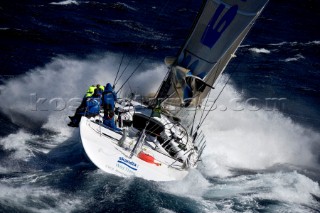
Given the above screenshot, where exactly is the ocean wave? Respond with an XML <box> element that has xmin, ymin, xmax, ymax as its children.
<box><xmin>256</xmin><ymin>172</ymin><xmax>320</xmax><ymax>205</ymax></box>
<box><xmin>49</xmin><ymin>0</ymin><xmax>79</xmax><ymax>6</ymax></box>
<box><xmin>110</xmin><ymin>19</ymin><xmax>169</xmax><ymax>40</ymax></box>
<box><xmin>0</xmin><ymin>184</ymin><xmax>82</xmax><ymax>212</ymax></box>
<box><xmin>269</xmin><ymin>40</ymin><xmax>320</xmax><ymax>47</ymax></box>
<box><xmin>249</xmin><ymin>47</ymin><xmax>271</xmax><ymax>54</ymax></box>
<box><xmin>239</xmin><ymin>44</ymin><xmax>250</xmax><ymax>48</ymax></box>
<box><xmin>83</xmin><ymin>1</ymin><xmax>137</xmax><ymax>12</ymax></box>
<box><xmin>199</xmin><ymin>80</ymin><xmax>320</xmax><ymax>176</ymax></box>
<box><xmin>0</xmin><ymin>53</ymin><xmax>164</xmax><ymax>130</ymax></box>
<box><xmin>281</xmin><ymin>54</ymin><xmax>305</xmax><ymax>62</ymax></box>
<box><xmin>111</xmin><ymin>19</ymin><xmax>147</xmax><ymax>33</ymax></box>
<box><xmin>0</xmin><ymin>130</ymin><xmax>37</xmax><ymax>159</ymax></box>
<box><xmin>0</xmin><ymin>129</ymin><xmax>67</xmax><ymax>160</ymax></box>
<box><xmin>113</xmin><ymin>2</ymin><xmax>137</xmax><ymax>11</ymax></box>
<box><xmin>306</xmin><ymin>40</ymin><xmax>320</xmax><ymax>45</ymax></box>
<box><xmin>269</xmin><ymin>41</ymin><xmax>288</xmax><ymax>46</ymax></box>
<box><xmin>161</xmin><ymin>169</ymin><xmax>320</xmax><ymax>212</ymax></box>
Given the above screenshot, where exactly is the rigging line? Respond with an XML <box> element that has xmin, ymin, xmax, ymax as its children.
<box><xmin>198</xmin><ymin>60</ymin><xmax>222</xmax><ymax>124</ymax></box>
<box><xmin>113</xmin><ymin>53</ymin><xmax>125</xmax><ymax>86</ymax></box>
<box><xmin>128</xmin><ymin>82</ymin><xmax>134</xmax><ymax>95</ymax></box>
<box><xmin>196</xmin><ymin>59</ymin><xmax>223</xmax><ymax>129</ymax></box>
<box><xmin>114</xmin><ymin>56</ymin><xmax>132</xmax><ymax>86</ymax></box>
<box><xmin>190</xmin><ymin>106</ymin><xmax>198</xmax><ymax>135</ymax></box>
<box><xmin>114</xmin><ymin>0</ymin><xmax>171</xmax><ymax>87</ymax></box>
<box><xmin>197</xmin><ymin>73</ymin><xmax>233</xmax><ymax>129</ymax></box>
<box><xmin>198</xmin><ymin>89</ymin><xmax>212</xmax><ymax>124</ymax></box>
<box><xmin>190</xmin><ymin>93</ymin><xmax>203</xmax><ymax>135</ymax></box>
<box><xmin>197</xmin><ymin>59</ymin><xmax>242</xmax><ymax>129</ymax></box>
<box><xmin>199</xmin><ymin>65</ymin><xmax>220</xmax><ymax>123</ymax></box>
<box><xmin>116</xmin><ymin>57</ymin><xmax>146</xmax><ymax>94</ymax></box>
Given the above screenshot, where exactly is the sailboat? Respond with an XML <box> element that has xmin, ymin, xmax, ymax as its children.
<box><xmin>79</xmin><ymin>0</ymin><xmax>269</xmax><ymax>181</ymax></box>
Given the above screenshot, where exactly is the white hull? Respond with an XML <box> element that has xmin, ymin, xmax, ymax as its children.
<box><xmin>80</xmin><ymin>116</ymin><xmax>191</xmax><ymax>181</ymax></box>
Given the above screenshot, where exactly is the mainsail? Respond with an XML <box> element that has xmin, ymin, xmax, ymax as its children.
<box><xmin>156</xmin><ymin>0</ymin><xmax>268</xmax><ymax>108</ymax></box>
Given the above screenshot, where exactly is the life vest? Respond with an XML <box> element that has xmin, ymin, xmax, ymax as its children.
<box><xmin>98</xmin><ymin>85</ymin><xmax>105</xmax><ymax>92</ymax></box>
<box><xmin>86</xmin><ymin>85</ymin><xmax>96</xmax><ymax>98</ymax></box>
<box><xmin>95</xmin><ymin>85</ymin><xmax>104</xmax><ymax>95</ymax></box>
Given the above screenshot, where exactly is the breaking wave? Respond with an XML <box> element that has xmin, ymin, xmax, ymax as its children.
<box><xmin>269</xmin><ymin>40</ymin><xmax>320</xmax><ymax>47</ymax></box>
<box><xmin>281</xmin><ymin>54</ymin><xmax>305</xmax><ymax>62</ymax></box>
<box><xmin>199</xmin><ymin>80</ymin><xmax>320</xmax><ymax>177</ymax></box>
<box><xmin>249</xmin><ymin>47</ymin><xmax>271</xmax><ymax>54</ymax></box>
<box><xmin>161</xmin><ymin>170</ymin><xmax>320</xmax><ymax>212</ymax></box>
<box><xmin>112</xmin><ymin>2</ymin><xmax>137</xmax><ymax>11</ymax></box>
<box><xmin>0</xmin><ymin>53</ymin><xmax>164</xmax><ymax>131</ymax></box>
<box><xmin>0</xmin><ymin>184</ymin><xmax>82</xmax><ymax>212</ymax></box>
<box><xmin>49</xmin><ymin>0</ymin><xmax>79</xmax><ymax>5</ymax></box>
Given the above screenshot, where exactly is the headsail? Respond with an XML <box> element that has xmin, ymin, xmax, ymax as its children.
<box><xmin>156</xmin><ymin>0</ymin><xmax>268</xmax><ymax>108</ymax></box>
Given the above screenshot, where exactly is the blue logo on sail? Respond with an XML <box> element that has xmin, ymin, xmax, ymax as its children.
<box><xmin>117</xmin><ymin>157</ymin><xmax>138</xmax><ymax>171</ymax></box>
<box><xmin>201</xmin><ymin>4</ymin><xmax>238</xmax><ymax>48</ymax></box>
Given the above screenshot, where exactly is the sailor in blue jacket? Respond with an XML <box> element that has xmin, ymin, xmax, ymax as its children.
<box><xmin>86</xmin><ymin>89</ymin><xmax>101</xmax><ymax>116</ymax></box>
<box><xmin>102</xmin><ymin>83</ymin><xmax>121</xmax><ymax>132</ymax></box>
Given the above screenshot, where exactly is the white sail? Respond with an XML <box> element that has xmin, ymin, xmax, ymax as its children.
<box><xmin>157</xmin><ymin>0</ymin><xmax>268</xmax><ymax>107</ymax></box>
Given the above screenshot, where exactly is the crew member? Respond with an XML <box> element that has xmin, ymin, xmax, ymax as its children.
<box><xmin>102</xmin><ymin>83</ymin><xmax>121</xmax><ymax>131</ymax></box>
<box><xmin>68</xmin><ymin>85</ymin><xmax>97</xmax><ymax>127</ymax></box>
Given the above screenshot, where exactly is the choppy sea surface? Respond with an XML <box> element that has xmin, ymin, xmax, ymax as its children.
<box><xmin>0</xmin><ymin>0</ymin><xmax>320</xmax><ymax>212</ymax></box>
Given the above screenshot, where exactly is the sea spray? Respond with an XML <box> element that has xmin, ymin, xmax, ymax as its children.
<box><xmin>199</xmin><ymin>82</ymin><xmax>320</xmax><ymax>176</ymax></box>
<box><xmin>0</xmin><ymin>53</ymin><xmax>164</xmax><ymax>131</ymax></box>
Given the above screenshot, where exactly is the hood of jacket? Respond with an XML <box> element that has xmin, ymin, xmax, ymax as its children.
<box><xmin>104</xmin><ymin>83</ymin><xmax>113</xmax><ymax>93</ymax></box>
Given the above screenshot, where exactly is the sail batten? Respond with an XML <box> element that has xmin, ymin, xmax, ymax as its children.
<box><xmin>157</xmin><ymin>0</ymin><xmax>268</xmax><ymax>109</ymax></box>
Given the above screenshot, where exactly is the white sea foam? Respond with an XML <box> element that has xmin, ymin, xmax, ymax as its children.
<box><xmin>0</xmin><ymin>183</ymin><xmax>82</xmax><ymax>212</ymax></box>
<box><xmin>160</xmin><ymin>170</ymin><xmax>210</xmax><ymax>198</ymax></box>
<box><xmin>162</xmin><ymin>170</ymin><xmax>320</xmax><ymax>211</ymax></box>
<box><xmin>202</xmin><ymin>171</ymin><xmax>320</xmax><ymax>211</ymax></box>
<box><xmin>257</xmin><ymin>171</ymin><xmax>320</xmax><ymax>205</ymax></box>
<box><xmin>282</xmin><ymin>54</ymin><xmax>305</xmax><ymax>62</ymax></box>
<box><xmin>0</xmin><ymin>53</ymin><xmax>164</xmax><ymax>132</ymax></box>
<box><xmin>0</xmin><ymin>130</ymin><xmax>36</xmax><ymax>159</ymax></box>
<box><xmin>0</xmin><ymin>128</ymin><xmax>65</xmax><ymax>160</ymax></box>
<box><xmin>162</xmin><ymin>140</ymin><xmax>320</xmax><ymax>210</ymax></box>
<box><xmin>306</xmin><ymin>40</ymin><xmax>320</xmax><ymax>45</ymax></box>
<box><xmin>269</xmin><ymin>41</ymin><xmax>288</xmax><ymax>46</ymax></box>
<box><xmin>249</xmin><ymin>47</ymin><xmax>271</xmax><ymax>54</ymax></box>
<box><xmin>50</xmin><ymin>0</ymin><xmax>79</xmax><ymax>5</ymax></box>
<box><xmin>163</xmin><ymin>92</ymin><xmax>318</xmax><ymax>210</ymax></box>
<box><xmin>239</xmin><ymin>44</ymin><xmax>250</xmax><ymax>48</ymax></box>
<box><xmin>0</xmin><ymin>166</ymin><xmax>8</xmax><ymax>173</ymax></box>
<box><xmin>199</xmin><ymin>81</ymin><xmax>320</xmax><ymax>177</ymax></box>
<box><xmin>114</xmin><ymin>2</ymin><xmax>137</xmax><ymax>11</ymax></box>
<box><xmin>269</xmin><ymin>40</ymin><xmax>320</xmax><ymax>47</ymax></box>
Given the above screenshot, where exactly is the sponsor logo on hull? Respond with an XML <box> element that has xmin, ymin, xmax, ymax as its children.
<box><xmin>117</xmin><ymin>157</ymin><xmax>138</xmax><ymax>171</ymax></box>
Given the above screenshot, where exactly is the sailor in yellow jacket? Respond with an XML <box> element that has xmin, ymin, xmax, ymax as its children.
<box><xmin>68</xmin><ymin>84</ymin><xmax>104</xmax><ymax>127</ymax></box>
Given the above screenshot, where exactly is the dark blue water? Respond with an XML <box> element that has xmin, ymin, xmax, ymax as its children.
<box><xmin>0</xmin><ymin>0</ymin><xmax>319</xmax><ymax>212</ymax></box>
